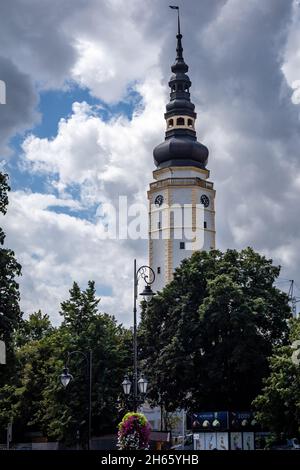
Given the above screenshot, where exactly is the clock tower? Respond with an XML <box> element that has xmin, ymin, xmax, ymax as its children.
<box><xmin>148</xmin><ymin>19</ymin><xmax>216</xmax><ymax>292</ymax></box>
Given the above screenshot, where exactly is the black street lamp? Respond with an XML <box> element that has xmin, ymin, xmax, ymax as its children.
<box><xmin>122</xmin><ymin>373</ymin><xmax>149</xmax><ymax>409</ymax></box>
<box><xmin>122</xmin><ymin>375</ymin><xmax>132</xmax><ymax>396</ymax></box>
<box><xmin>137</xmin><ymin>373</ymin><xmax>148</xmax><ymax>395</ymax></box>
<box><xmin>60</xmin><ymin>367</ymin><xmax>73</xmax><ymax>388</ymax></box>
<box><xmin>60</xmin><ymin>350</ymin><xmax>92</xmax><ymax>450</ymax></box>
<box><xmin>123</xmin><ymin>260</ymin><xmax>154</xmax><ymax>411</ymax></box>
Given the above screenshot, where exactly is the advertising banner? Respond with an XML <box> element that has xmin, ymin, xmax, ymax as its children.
<box><xmin>243</xmin><ymin>432</ymin><xmax>255</xmax><ymax>450</ymax></box>
<box><xmin>230</xmin><ymin>411</ymin><xmax>256</xmax><ymax>430</ymax></box>
<box><xmin>194</xmin><ymin>431</ymin><xmax>254</xmax><ymax>451</ymax></box>
<box><xmin>216</xmin><ymin>432</ymin><xmax>229</xmax><ymax>450</ymax></box>
<box><xmin>190</xmin><ymin>411</ymin><xmax>229</xmax><ymax>430</ymax></box>
<box><xmin>204</xmin><ymin>432</ymin><xmax>217</xmax><ymax>451</ymax></box>
<box><xmin>230</xmin><ymin>432</ymin><xmax>243</xmax><ymax>450</ymax></box>
<box><xmin>193</xmin><ymin>433</ymin><xmax>205</xmax><ymax>451</ymax></box>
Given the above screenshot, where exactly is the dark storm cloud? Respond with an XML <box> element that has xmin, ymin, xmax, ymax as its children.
<box><xmin>0</xmin><ymin>0</ymin><xmax>86</xmax><ymax>152</ymax></box>
<box><xmin>148</xmin><ymin>0</ymin><xmax>300</xmax><ymax>281</ymax></box>
<box><xmin>2</xmin><ymin>0</ymin><xmax>300</xmax><ymax>317</ymax></box>
<box><xmin>0</xmin><ymin>56</ymin><xmax>38</xmax><ymax>155</ymax></box>
<box><xmin>0</xmin><ymin>0</ymin><xmax>79</xmax><ymax>87</ymax></box>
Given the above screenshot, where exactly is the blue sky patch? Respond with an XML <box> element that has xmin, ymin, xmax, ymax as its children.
<box><xmin>6</xmin><ymin>83</ymin><xmax>142</xmax><ymax>198</ymax></box>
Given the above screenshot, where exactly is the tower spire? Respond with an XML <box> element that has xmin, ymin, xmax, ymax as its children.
<box><xmin>169</xmin><ymin>5</ymin><xmax>180</xmax><ymax>29</ymax></box>
<box><xmin>153</xmin><ymin>6</ymin><xmax>209</xmax><ymax>170</ymax></box>
<box><xmin>170</xmin><ymin>6</ymin><xmax>184</xmax><ymax>63</ymax></box>
<box><xmin>149</xmin><ymin>8</ymin><xmax>215</xmax><ymax>295</ymax></box>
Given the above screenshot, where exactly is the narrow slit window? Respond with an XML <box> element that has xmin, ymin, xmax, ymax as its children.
<box><xmin>204</xmin><ymin>221</ymin><xmax>207</xmax><ymax>229</ymax></box>
<box><xmin>180</xmin><ymin>242</ymin><xmax>185</xmax><ymax>249</ymax></box>
<box><xmin>157</xmin><ymin>267</ymin><xmax>161</xmax><ymax>274</ymax></box>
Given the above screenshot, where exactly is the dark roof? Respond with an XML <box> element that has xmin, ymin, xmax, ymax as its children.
<box><xmin>153</xmin><ymin>24</ymin><xmax>209</xmax><ymax>170</ymax></box>
<box><xmin>154</xmin><ymin>136</ymin><xmax>208</xmax><ymax>170</ymax></box>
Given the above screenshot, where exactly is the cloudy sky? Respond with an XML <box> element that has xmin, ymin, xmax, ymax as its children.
<box><xmin>1</xmin><ymin>0</ymin><xmax>300</xmax><ymax>325</ymax></box>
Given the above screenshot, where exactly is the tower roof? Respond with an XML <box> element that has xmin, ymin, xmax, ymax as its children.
<box><xmin>153</xmin><ymin>8</ymin><xmax>209</xmax><ymax>170</ymax></box>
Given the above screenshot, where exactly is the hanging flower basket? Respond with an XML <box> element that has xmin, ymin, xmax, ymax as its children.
<box><xmin>117</xmin><ymin>412</ymin><xmax>151</xmax><ymax>450</ymax></box>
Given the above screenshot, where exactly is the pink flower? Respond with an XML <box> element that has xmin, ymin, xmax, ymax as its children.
<box><xmin>117</xmin><ymin>413</ymin><xmax>151</xmax><ymax>450</ymax></box>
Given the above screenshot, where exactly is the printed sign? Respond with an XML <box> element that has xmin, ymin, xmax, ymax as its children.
<box><xmin>191</xmin><ymin>411</ymin><xmax>228</xmax><ymax>430</ymax></box>
<box><xmin>243</xmin><ymin>432</ymin><xmax>255</xmax><ymax>450</ymax></box>
<box><xmin>230</xmin><ymin>411</ymin><xmax>256</xmax><ymax>429</ymax></box>
<box><xmin>205</xmin><ymin>432</ymin><xmax>217</xmax><ymax>451</ymax></box>
<box><xmin>193</xmin><ymin>433</ymin><xmax>205</xmax><ymax>450</ymax></box>
<box><xmin>217</xmin><ymin>432</ymin><xmax>229</xmax><ymax>450</ymax></box>
<box><xmin>231</xmin><ymin>432</ymin><xmax>242</xmax><ymax>450</ymax></box>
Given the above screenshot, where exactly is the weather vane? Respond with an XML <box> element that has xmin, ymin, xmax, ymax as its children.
<box><xmin>169</xmin><ymin>5</ymin><xmax>181</xmax><ymax>35</ymax></box>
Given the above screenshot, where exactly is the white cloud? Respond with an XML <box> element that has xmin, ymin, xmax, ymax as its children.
<box><xmin>0</xmin><ymin>0</ymin><xmax>164</xmax><ymax>153</ymax></box>
<box><xmin>4</xmin><ymin>190</ymin><xmax>141</xmax><ymax>326</ymax></box>
<box><xmin>71</xmin><ymin>32</ymin><xmax>159</xmax><ymax>103</ymax></box>
<box><xmin>3</xmin><ymin>0</ymin><xmax>300</xmax><ymax>322</ymax></box>
<box><xmin>21</xmin><ymin>76</ymin><xmax>166</xmax><ymax>205</ymax></box>
<box><xmin>4</xmin><ymin>75</ymin><xmax>166</xmax><ymax>325</ymax></box>
<box><xmin>290</xmin><ymin>80</ymin><xmax>300</xmax><ymax>104</ymax></box>
<box><xmin>282</xmin><ymin>0</ymin><xmax>300</xmax><ymax>99</ymax></box>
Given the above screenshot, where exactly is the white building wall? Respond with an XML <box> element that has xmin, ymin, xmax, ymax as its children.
<box><xmin>153</xmin><ymin>167</ymin><xmax>209</xmax><ymax>181</ymax></box>
<box><xmin>148</xmin><ymin>166</ymin><xmax>216</xmax><ymax>293</ymax></box>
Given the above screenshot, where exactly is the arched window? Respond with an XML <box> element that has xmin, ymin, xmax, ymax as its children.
<box><xmin>172</xmin><ymin>85</ymin><xmax>176</xmax><ymax>92</ymax></box>
<box><xmin>176</xmin><ymin>117</ymin><xmax>185</xmax><ymax>126</ymax></box>
<box><xmin>177</xmin><ymin>83</ymin><xmax>183</xmax><ymax>92</ymax></box>
<box><xmin>168</xmin><ymin>119</ymin><xmax>174</xmax><ymax>128</ymax></box>
<box><xmin>188</xmin><ymin>119</ymin><xmax>193</xmax><ymax>128</ymax></box>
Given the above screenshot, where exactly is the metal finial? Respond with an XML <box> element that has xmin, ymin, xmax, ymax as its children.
<box><xmin>169</xmin><ymin>5</ymin><xmax>180</xmax><ymax>34</ymax></box>
<box><xmin>169</xmin><ymin>5</ymin><xmax>183</xmax><ymax>61</ymax></box>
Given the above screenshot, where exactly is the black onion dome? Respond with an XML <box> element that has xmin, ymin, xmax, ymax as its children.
<box><xmin>166</xmin><ymin>98</ymin><xmax>195</xmax><ymax>115</ymax></box>
<box><xmin>154</xmin><ymin>135</ymin><xmax>209</xmax><ymax>169</ymax></box>
<box><xmin>153</xmin><ymin>14</ymin><xmax>209</xmax><ymax>170</ymax></box>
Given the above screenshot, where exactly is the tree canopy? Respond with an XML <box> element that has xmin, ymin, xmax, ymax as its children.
<box><xmin>0</xmin><ymin>173</ymin><xmax>295</xmax><ymax>443</ymax></box>
<box><xmin>0</xmin><ymin>282</ymin><xmax>132</xmax><ymax>446</ymax></box>
<box><xmin>253</xmin><ymin>318</ymin><xmax>300</xmax><ymax>438</ymax></box>
<box><xmin>0</xmin><ymin>172</ymin><xmax>22</xmax><ymax>383</ymax></box>
<box><xmin>139</xmin><ymin>248</ymin><xmax>291</xmax><ymax>412</ymax></box>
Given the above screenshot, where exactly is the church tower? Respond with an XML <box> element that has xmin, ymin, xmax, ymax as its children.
<box><xmin>148</xmin><ymin>18</ymin><xmax>216</xmax><ymax>292</ymax></box>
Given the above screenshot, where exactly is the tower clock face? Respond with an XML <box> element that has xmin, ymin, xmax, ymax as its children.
<box><xmin>155</xmin><ymin>194</ymin><xmax>164</xmax><ymax>207</ymax></box>
<box><xmin>200</xmin><ymin>194</ymin><xmax>210</xmax><ymax>208</ymax></box>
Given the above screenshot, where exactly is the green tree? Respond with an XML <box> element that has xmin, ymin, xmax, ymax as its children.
<box><xmin>0</xmin><ymin>282</ymin><xmax>132</xmax><ymax>446</ymax></box>
<box><xmin>253</xmin><ymin>318</ymin><xmax>300</xmax><ymax>439</ymax></box>
<box><xmin>0</xmin><ymin>172</ymin><xmax>10</xmax><ymax>245</ymax></box>
<box><xmin>139</xmin><ymin>248</ymin><xmax>291</xmax><ymax>412</ymax></box>
<box><xmin>15</xmin><ymin>310</ymin><xmax>53</xmax><ymax>346</ymax></box>
<box><xmin>55</xmin><ymin>282</ymin><xmax>131</xmax><ymax>444</ymax></box>
<box><xmin>60</xmin><ymin>281</ymin><xmax>99</xmax><ymax>334</ymax></box>
<box><xmin>0</xmin><ymin>172</ymin><xmax>22</xmax><ymax>384</ymax></box>
<box><xmin>0</xmin><ymin>327</ymin><xmax>62</xmax><ymax>442</ymax></box>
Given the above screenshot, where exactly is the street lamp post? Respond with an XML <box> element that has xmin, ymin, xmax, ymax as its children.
<box><xmin>122</xmin><ymin>373</ymin><xmax>149</xmax><ymax>410</ymax></box>
<box><xmin>123</xmin><ymin>259</ymin><xmax>155</xmax><ymax>411</ymax></box>
<box><xmin>60</xmin><ymin>349</ymin><xmax>93</xmax><ymax>450</ymax></box>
